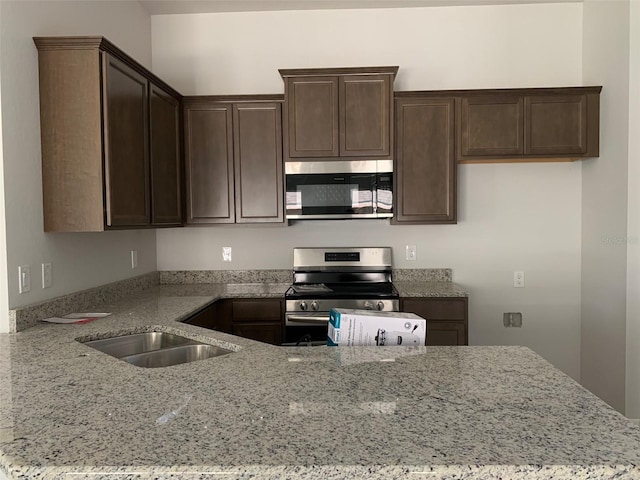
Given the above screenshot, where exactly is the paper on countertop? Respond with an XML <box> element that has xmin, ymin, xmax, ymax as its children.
<box><xmin>42</xmin><ymin>313</ymin><xmax>111</xmax><ymax>324</ymax></box>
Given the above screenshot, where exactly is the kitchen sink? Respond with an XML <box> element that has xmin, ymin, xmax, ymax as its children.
<box><xmin>122</xmin><ymin>344</ymin><xmax>232</xmax><ymax>368</ymax></box>
<box><xmin>80</xmin><ymin>332</ymin><xmax>232</xmax><ymax>368</ymax></box>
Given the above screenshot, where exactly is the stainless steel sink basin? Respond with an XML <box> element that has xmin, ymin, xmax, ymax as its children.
<box><xmin>122</xmin><ymin>344</ymin><xmax>232</xmax><ymax>368</ymax></box>
<box><xmin>80</xmin><ymin>332</ymin><xmax>233</xmax><ymax>368</ymax></box>
<box><xmin>83</xmin><ymin>332</ymin><xmax>198</xmax><ymax>358</ymax></box>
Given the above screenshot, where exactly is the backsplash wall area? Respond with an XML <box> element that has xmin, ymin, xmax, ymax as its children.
<box><xmin>157</xmin><ymin>164</ymin><xmax>582</xmax><ymax>380</ymax></box>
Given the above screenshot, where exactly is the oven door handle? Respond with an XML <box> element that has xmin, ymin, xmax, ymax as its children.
<box><xmin>286</xmin><ymin>315</ymin><xmax>329</xmax><ymax>323</ymax></box>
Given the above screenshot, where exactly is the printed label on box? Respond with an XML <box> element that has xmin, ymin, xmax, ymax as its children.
<box><xmin>328</xmin><ymin>308</ymin><xmax>426</xmax><ymax>347</ymax></box>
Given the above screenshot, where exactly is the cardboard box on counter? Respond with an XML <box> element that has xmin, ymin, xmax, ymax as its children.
<box><xmin>327</xmin><ymin>308</ymin><xmax>426</xmax><ymax>346</ymax></box>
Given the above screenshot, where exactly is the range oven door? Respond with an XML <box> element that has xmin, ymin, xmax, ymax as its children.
<box><xmin>284</xmin><ymin>312</ymin><xmax>331</xmax><ymax>345</ymax></box>
<box><xmin>285</xmin><ymin>160</ymin><xmax>392</xmax><ymax>219</ymax></box>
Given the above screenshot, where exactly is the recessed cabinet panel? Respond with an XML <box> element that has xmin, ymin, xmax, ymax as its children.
<box><xmin>459</xmin><ymin>96</ymin><xmax>524</xmax><ymax>158</ymax></box>
<box><xmin>150</xmin><ymin>83</ymin><xmax>182</xmax><ymax>226</ymax></box>
<box><xmin>185</xmin><ymin>105</ymin><xmax>235</xmax><ymax>223</ymax></box>
<box><xmin>525</xmin><ymin>95</ymin><xmax>587</xmax><ymax>155</ymax></box>
<box><xmin>287</xmin><ymin>77</ymin><xmax>339</xmax><ymax>158</ymax></box>
<box><xmin>233</xmin><ymin>103</ymin><xmax>284</xmax><ymax>223</ymax></box>
<box><xmin>340</xmin><ymin>75</ymin><xmax>391</xmax><ymax>156</ymax></box>
<box><xmin>394</xmin><ymin>97</ymin><xmax>456</xmax><ymax>224</ymax></box>
<box><xmin>103</xmin><ymin>53</ymin><xmax>150</xmax><ymax>227</ymax></box>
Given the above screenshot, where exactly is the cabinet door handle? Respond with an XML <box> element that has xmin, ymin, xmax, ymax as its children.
<box><xmin>286</xmin><ymin>315</ymin><xmax>329</xmax><ymax>323</ymax></box>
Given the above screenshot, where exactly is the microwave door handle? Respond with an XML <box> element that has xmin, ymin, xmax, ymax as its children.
<box><xmin>373</xmin><ymin>187</ymin><xmax>377</xmax><ymax>212</ymax></box>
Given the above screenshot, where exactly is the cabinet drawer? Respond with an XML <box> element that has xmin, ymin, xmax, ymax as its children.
<box><xmin>232</xmin><ymin>299</ymin><xmax>282</xmax><ymax>322</ymax></box>
<box><xmin>401</xmin><ymin>298</ymin><xmax>466</xmax><ymax>320</ymax></box>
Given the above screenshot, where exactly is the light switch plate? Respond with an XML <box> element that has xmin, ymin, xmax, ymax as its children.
<box><xmin>18</xmin><ymin>265</ymin><xmax>31</xmax><ymax>294</ymax></box>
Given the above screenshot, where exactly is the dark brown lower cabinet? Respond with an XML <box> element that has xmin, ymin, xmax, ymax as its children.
<box><xmin>400</xmin><ymin>297</ymin><xmax>468</xmax><ymax>346</ymax></box>
<box><xmin>184</xmin><ymin>298</ymin><xmax>283</xmax><ymax>345</ymax></box>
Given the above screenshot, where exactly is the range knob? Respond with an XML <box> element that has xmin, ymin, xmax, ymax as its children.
<box><xmin>311</xmin><ymin>301</ymin><xmax>320</xmax><ymax>311</ymax></box>
<box><xmin>377</xmin><ymin>301</ymin><xmax>385</xmax><ymax>311</ymax></box>
<box><xmin>299</xmin><ymin>301</ymin><xmax>308</xmax><ymax>311</ymax></box>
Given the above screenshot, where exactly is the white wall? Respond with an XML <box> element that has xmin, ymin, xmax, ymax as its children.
<box><xmin>0</xmin><ymin>0</ymin><xmax>8</xmax><ymax>333</ymax></box>
<box><xmin>626</xmin><ymin>0</ymin><xmax>640</xmax><ymax>420</ymax></box>
<box><xmin>581</xmin><ymin>0</ymin><xmax>630</xmax><ymax>413</ymax></box>
<box><xmin>153</xmin><ymin>3</ymin><xmax>585</xmax><ymax>379</ymax></box>
<box><xmin>0</xmin><ymin>1</ymin><xmax>157</xmax><ymax>322</ymax></box>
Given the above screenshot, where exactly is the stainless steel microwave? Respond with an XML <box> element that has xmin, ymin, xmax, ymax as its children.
<box><xmin>285</xmin><ymin>160</ymin><xmax>393</xmax><ymax>220</ymax></box>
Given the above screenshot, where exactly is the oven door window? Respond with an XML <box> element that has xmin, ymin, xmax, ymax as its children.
<box><xmin>286</xmin><ymin>174</ymin><xmax>375</xmax><ymax>216</ymax></box>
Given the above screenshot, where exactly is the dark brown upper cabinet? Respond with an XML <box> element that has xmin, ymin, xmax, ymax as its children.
<box><xmin>103</xmin><ymin>54</ymin><xmax>150</xmax><ymax>227</ymax></box>
<box><xmin>393</xmin><ymin>94</ymin><xmax>456</xmax><ymax>224</ymax></box>
<box><xmin>279</xmin><ymin>67</ymin><xmax>398</xmax><ymax>161</ymax></box>
<box><xmin>183</xmin><ymin>96</ymin><xmax>284</xmax><ymax>225</ymax></box>
<box><xmin>150</xmin><ymin>83</ymin><xmax>182</xmax><ymax>226</ymax></box>
<box><xmin>34</xmin><ymin>36</ymin><xmax>183</xmax><ymax>232</ymax></box>
<box><xmin>456</xmin><ymin>87</ymin><xmax>601</xmax><ymax>163</ymax></box>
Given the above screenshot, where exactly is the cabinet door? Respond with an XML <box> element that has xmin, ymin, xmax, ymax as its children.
<box><xmin>232</xmin><ymin>299</ymin><xmax>283</xmax><ymax>322</ymax></box>
<box><xmin>401</xmin><ymin>297</ymin><xmax>468</xmax><ymax>346</ymax></box>
<box><xmin>103</xmin><ymin>53</ymin><xmax>150</xmax><ymax>227</ymax></box>
<box><xmin>340</xmin><ymin>75</ymin><xmax>391</xmax><ymax>157</ymax></box>
<box><xmin>286</xmin><ymin>76</ymin><xmax>339</xmax><ymax>158</ymax></box>
<box><xmin>525</xmin><ymin>95</ymin><xmax>587</xmax><ymax>155</ymax></box>
<box><xmin>233</xmin><ymin>103</ymin><xmax>284</xmax><ymax>223</ymax></box>
<box><xmin>183</xmin><ymin>303</ymin><xmax>216</xmax><ymax>329</ymax></box>
<box><xmin>394</xmin><ymin>97</ymin><xmax>456</xmax><ymax>224</ymax></box>
<box><xmin>458</xmin><ymin>95</ymin><xmax>524</xmax><ymax>159</ymax></box>
<box><xmin>184</xmin><ymin>103</ymin><xmax>235</xmax><ymax>223</ymax></box>
<box><xmin>231</xmin><ymin>299</ymin><xmax>283</xmax><ymax>345</ymax></box>
<box><xmin>150</xmin><ymin>83</ymin><xmax>182</xmax><ymax>226</ymax></box>
<box><xmin>426</xmin><ymin>321</ymin><xmax>466</xmax><ymax>346</ymax></box>
<box><xmin>232</xmin><ymin>323</ymin><xmax>283</xmax><ymax>345</ymax></box>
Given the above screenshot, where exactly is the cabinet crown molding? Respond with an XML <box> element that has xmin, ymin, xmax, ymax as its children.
<box><xmin>279</xmin><ymin>66</ymin><xmax>399</xmax><ymax>78</ymax></box>
<box><xmin>395</xmin><ymin>86</ymin><xmax>602</xmax><ymax>97</ymax></box>
<box><xmin>33</xmin><ymin>36</ymin><xmax>182</xmax><ymax>99</ymax></box>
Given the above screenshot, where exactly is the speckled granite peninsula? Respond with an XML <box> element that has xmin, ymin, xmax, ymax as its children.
<box><xmin>1</xmin><ymin>282</ymin><xmax>640</xmax><ymax>479</ymax></box>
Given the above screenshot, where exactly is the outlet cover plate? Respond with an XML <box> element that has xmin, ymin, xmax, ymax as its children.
<box><xmin>42</xmin><ymin>263</ymin><xmax>52</xmax><ymax>289</ymax></box>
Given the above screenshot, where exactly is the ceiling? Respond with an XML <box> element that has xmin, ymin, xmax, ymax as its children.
<box><xmin>139</xmin><ymin>0</ymin><xmax>580</xmax><ymax>15</ymax></box>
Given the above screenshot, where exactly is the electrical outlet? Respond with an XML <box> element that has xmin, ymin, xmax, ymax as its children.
<box><xmin>131</xmin><ymin>250</ymin><xmax>138</xmax><ymax>269</ymax></box>
<box><xmin>222</xmin><ymin>246</ymin><xmax>232</xmax><ymax>262</ymax></box>
<box><xmin>18</xmin><ymin>265</ymin><xmax>31</xmax><ymax>294</ymax></box>
<box><xmin>42</xmin><ymin>263</ymin><xmax>52</xmax><ymax>289</ymax></box>
<box><xmin>503</xmin><ymin>312</ymin><xmax>523</xmax><ymax>327</ymax></box>
<box><xmin>513</xmin><ymin>271</ymin><xmax>525</xmax><ymax>288</ymax></box>
<box><xmin>406</xmin><ymin>245</ymin><xmax>417</xmax><ymax>261</ymax></box>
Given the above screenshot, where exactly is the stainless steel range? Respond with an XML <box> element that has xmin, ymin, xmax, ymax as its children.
<box><xmin>284</xmin><ymin>247</ymin><xmax>399</xmax><ymax>344</ymax></box>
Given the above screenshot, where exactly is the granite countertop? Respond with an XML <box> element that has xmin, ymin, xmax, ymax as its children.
<box><xmin>1</xmin><ymin>284</ymin><xmax>639</xmax><ymax>479</ymax></box>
